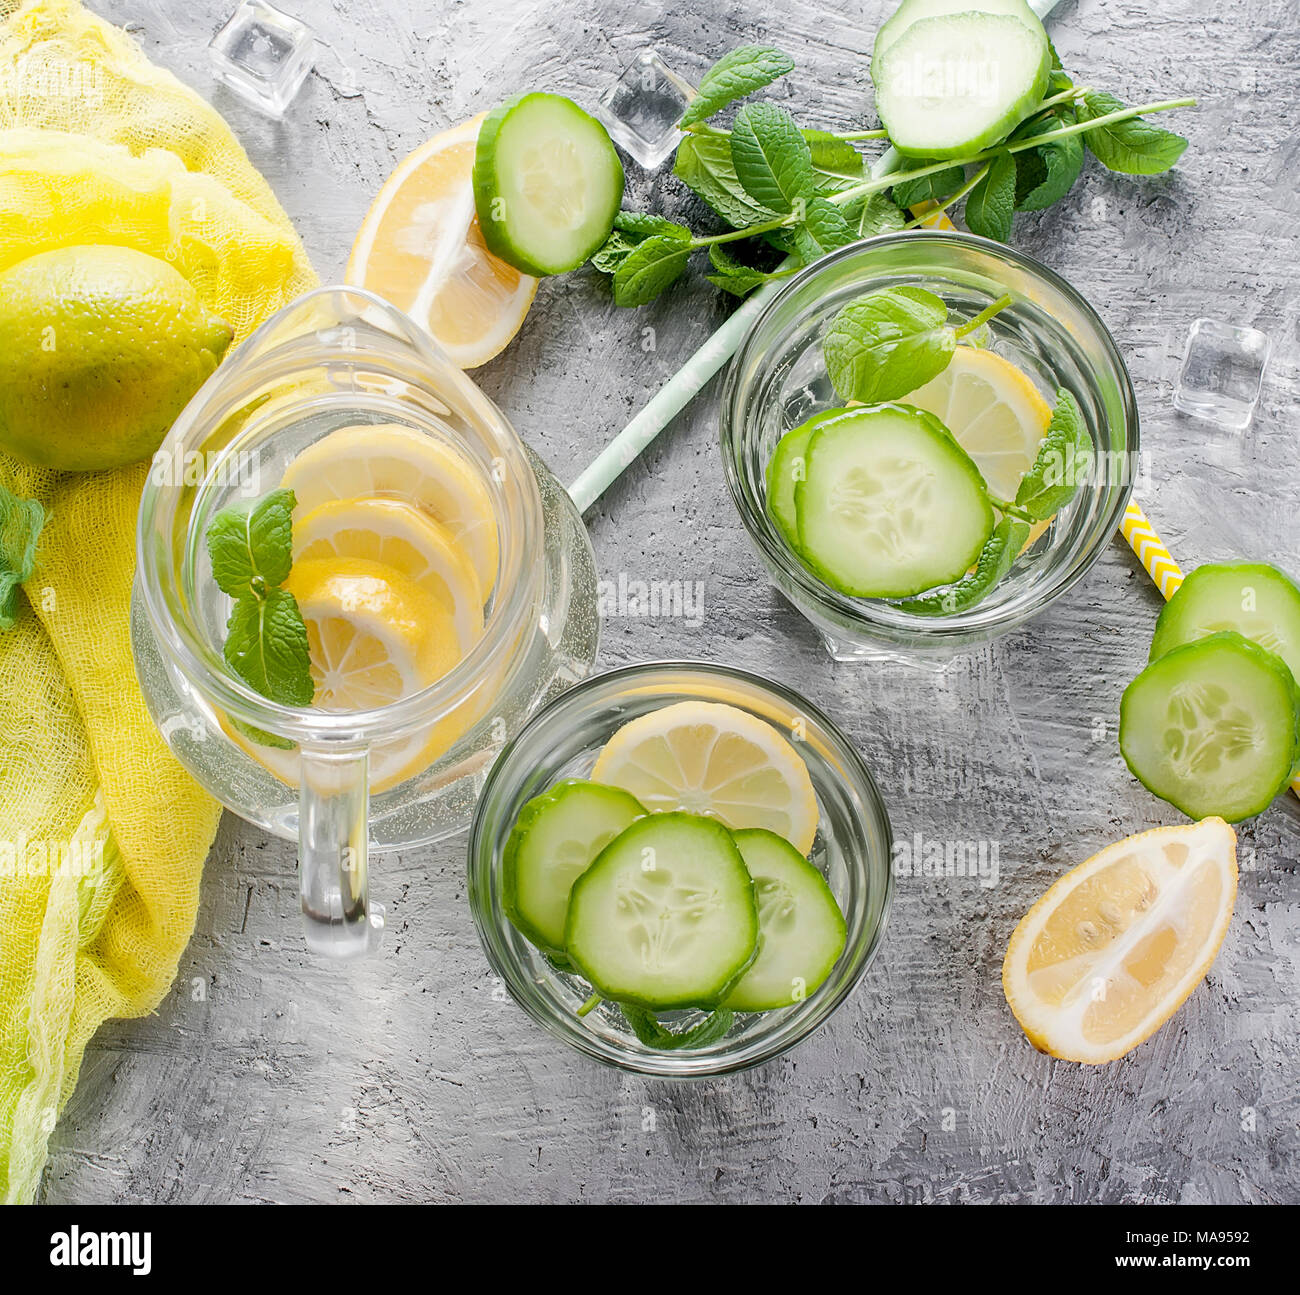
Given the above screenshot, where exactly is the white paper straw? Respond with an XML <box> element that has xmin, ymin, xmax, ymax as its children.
<box><xmin>567</xmin><ymin>0</ymin><xmax>1063</xmax><ymax>513</ymax></box>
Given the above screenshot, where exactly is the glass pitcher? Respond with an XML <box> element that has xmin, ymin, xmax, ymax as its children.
<box><xmin>131</xmin><ymin>287</ymin><xmax>599</xmax><ymax>957</ymax></box>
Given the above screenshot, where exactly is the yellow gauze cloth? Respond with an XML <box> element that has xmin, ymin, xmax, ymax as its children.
<box><xmin>0</xmin><ymin>0</ymin><xmax>316</xmax><ymax>1202</ymax></box>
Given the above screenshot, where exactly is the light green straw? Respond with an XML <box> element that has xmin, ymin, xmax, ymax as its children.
<box><xmin>567</xmin><ymin>0</ymin><xmax>1063</xmax><ymax>514</ymax></box>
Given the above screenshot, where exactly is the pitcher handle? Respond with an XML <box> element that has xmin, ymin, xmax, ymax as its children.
<box><xmin>297</xmin><ymin>744</ymin><xmax>383</xmax><ymax>957</ymax></box>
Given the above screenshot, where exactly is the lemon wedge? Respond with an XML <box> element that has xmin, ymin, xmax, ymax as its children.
<box><xmin>283</xmin><ymin>557</ymin><xmax>459</xmax><ymax>710</ymax></box>
<box><xmin>346</xmin><ymin>114</ymin><xmax>538</xmax><ymax>369</ymax></box>
<box><xmin>902</xmin><ymin>346</ymin><xmax>1053</xmax><ymax>504</ymax></box>
<box><xmin>293</xmin><ymin>497</ymin><xmax>484</xmax><ymax>654</ymax></box>
<box><xmin>280</xmin><ymin>423</ymin><xmax>499</xmax><ymax>596</ymax></box>
<box><xmin>591</xmin><ymin>700</ymin><xmax>820</xmax><ymax>854</ymax></box>
<box><xmin>1002</xmin><ymin>818</ymin><xmax>1238</xmax><ymax>1064</ymax></box>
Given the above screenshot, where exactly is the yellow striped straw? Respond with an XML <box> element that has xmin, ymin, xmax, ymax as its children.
<box><xmin>1120</xmin><ymin>500</ymin><xmax>1300</xmax><ymax>801</ymax></box>
<box><xmin>1121</xmin><ymin>501</ymin><xmax>1185</xmax><ymax>599</ymax></box>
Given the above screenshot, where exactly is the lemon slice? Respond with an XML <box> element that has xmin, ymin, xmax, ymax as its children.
<box><xmin>1002</xmin><ymin>818</ymin><xmax>1238</xmax><ymax>1064</ymax></box>
<box><xmin>280</xmin><ymin>423</ymin><xmax>499</xmax><ymax>596</ymax></box>
<box><xmin>283</xmin><ymin>557</ymin><xmax>459</xmax><ymax>710</ymax></box>
<box><xmin>293</xmin><ymin>497</ymin><xmax>484</xmax><ymax>654</ymax></box>
<box><xmin>590</xmin><ymin>701</ymin><xmax>820</xmax><ymax>854</ymax></box>
<box><xmin>901</xmin><ymin>346</ymin><xmax>1053</xmax><ymax>504</ymax></box>
<box><xmin>346</xmin><ymin>114</ymin><xmax>538</xmax><ymax>369</ymax></box>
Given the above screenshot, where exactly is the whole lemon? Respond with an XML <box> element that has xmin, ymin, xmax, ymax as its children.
<box><xmin>0</xmin><ymin>245</ymin><xmax>233</xmax><ymax>472</ymax></box>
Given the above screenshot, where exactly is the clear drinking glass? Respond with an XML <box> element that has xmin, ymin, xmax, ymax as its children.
<box><xmin>467</xmin><ymin>662</ymin><xmax>894</xmax><ymax>1077</ymax></box>
<box><xmin>132</xmin><ymin>288</ymin><xmax>598</xmax><ymax>957</ymax></box>
<box><xmin>720</xmin><ymin>232</ymin><xmax>1141</xmax><ymax>660</ymax></box>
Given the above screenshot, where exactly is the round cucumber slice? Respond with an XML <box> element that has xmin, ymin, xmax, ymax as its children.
<box><xmin>503</xmin><ymin>779</ymin><xmax>645</xmax><ymax>955</ymax></box>
<box><xmin>1150</xmin><ymin>561</ymin><xmax>1300</xmax><ymax>683</ymax></box>
<box><xmin>872</xmin><ymin>10</ymin><xmax>1051</xmax><ymax>159</ymax></box>
<box><xmin>564</xmin><ymin>813</ymin><xmax>758</xmax><ymax>1011</ymax></box>
<box><xmin>473</xmin><ymin>92</ymin><xmax>624</xmax><ymax>277</ymax></box>
<box><xmin>765</xmin><ymin>408</ymin><xmax>855</xmax><ymax>548</ymax></box>
<box><xmin>722</xmin><ymin>829</ymin><xmax>847</xmax><ymax>1013</ymax></box>
<box><xmin>793</xmin><ymin>403</ymin><xmax>994</xmax><ymax>598</ymax></box>
<box><xmin>1120</xmin><ymin>631</ymin><xmax>1300</xmax><ymax>823</ymax></box>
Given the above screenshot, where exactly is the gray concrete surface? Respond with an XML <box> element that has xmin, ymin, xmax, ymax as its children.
<box><xmin>40</xmin><ymin>0</ymin><xmax>1299</xmax><ymax>1203</ymax></box>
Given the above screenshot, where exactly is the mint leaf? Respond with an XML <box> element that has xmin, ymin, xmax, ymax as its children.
<box><xmin>1012</xmin><ymin>107</ymin><xmax>1084</xmax><ymax>212</ymax></box>
<box><xmin>895</xmin><ymin>516</ymin><xmax>1030</xmax><ymax>616</ymax></box>
<box><xmin>706</xmin><ymin>243</ymin><xmax>772</xmax><ymax>296</ymax></box>
<box><xmin>206</xmin><ymin>487</ymin><xmax>296</xmax><ymax>597</ymax></box>
<box><xmin>964</xmin><ymin>153</ymin><xmax>1016</xmax><ymax>242</ymax></box>
<box><xmin>857</xmin><ymin>192</ymin><xmax>906</xmax><ymax>238</ymax></box>
<box><xmin>223</xmin><ymin>587</ymin><xmax>314</xmax><ymax>707</ymax></box>
<box><xmin>893</xmin><ymin>163</ymin><xmax>964</xmax><ymax>208</ymax></box>
<box><xmin>0</xmin><ymin>483</ymin><xmax>44</xmax><ymax>631</ymax></box>
<box><xmin>679</xmin><ymin>44</ymin><xmax>794</xmax><ymax>128</ymax></box>
<box><xmin>707</xmin><ymin>271</ymin><xmax>770</xmax><ymax>297</ymax></box>
<box><xmin>589</xmin><ymin>230</ymin><xmax>637</xmax><ymax>274</ymax></box>
<box><xmin>592</xmin><ymin>212</ymin><xmax>694</xmax><ymax>274</ymax></box>
<box><xmin>674</xmin><ymin>132</ymin><xmax>774</xmax><ymax>227</ymax></box>
<box><xmin>791</xmin><ymin>196</ymin><xmax>855</xmax><ymax>262</ymax></box>
<box><xmin>802</xmin><ymin>129</ymin><xmax>864</xmax><ymax>177</ymax></box>
<box><xmin>729</xmin><ymin>102</ymin><xmax>814</xmax><ymax>214</ymax></box>
<box><xmin>1077</xmin><ymin>91</ymin><xmax>1189</xmax><ymax>175</ymax></box>
<box><xmin>823</xmin><ymin>286</ymin><xmax>955</xmax><ymax>403</ymax></box>
<box><xmin>613</xmin><ymin>210</ymin><xmax>691</xmax><ymax>240</ymax></box>
<box><xmin>612</xmin><ymin>233</ymin><xmax>692</xmax><ymax>306</ymax></box>
<box><xmin>1014</xmin><ymin>388</ymin><xmax>1093</xmax><ymax>519</ymax></box>
<box><xmin>619</xmin><ymin>1003</ymin><xmax>735</xmax><ymax>1050</ymax></box>
<box><xmin>229</xmin><ymin>716</ymin><xmax>297</xmax><ymax>750</ymax></box>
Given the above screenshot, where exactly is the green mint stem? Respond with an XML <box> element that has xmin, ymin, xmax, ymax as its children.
<box><xmin>955</xmin><ymin>292</ymin><xmax>1014</xmax><ymax>339</ymax></box>
<box><xmin>691</xmin><ymin>213</ymin><xmax>795</xmax><ymax>248</ymax></box>
<box><xmin>683</xmin><ymin>121</ymin><xmax>729</xmax><ymax>137</ymax></box>
<box><xmin>986</xmin><ymin>493</ymin><xmax>1037</xmax><ymax>523</ymax></box>
<box><xmin>903</xmin><ymin>163</ymin><xmax>990</xmax><ymax>229</ymax></box>
<box><xmin>828</xmin><ymin>97</ymin><xmax>1197</xmax><ymax>209</ymax></box>
<box><xmin>683</xmin><ymin>122</ymin><xmax>887</xmax><ymax>143</ymax></box>
<box><xmin>997</xmin><ymin>96</ymin><xmax>1197</xmax><ymax>155</ymax></box>
<box><xmin>576</xmin><ymin>992</ymin><xmax>603</xmax><ymax>1018</ymax></box>
<box><xmin>1028</xmin><ymin>84</ymin><xmax>1090</xmax><ymax>117</ymax></box>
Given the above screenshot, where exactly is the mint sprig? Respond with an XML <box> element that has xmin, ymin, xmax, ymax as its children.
<box><xmin>585</xmin><ymin>44</ymin><xmax>1194</xmax><ymax>307</ymax></box>
<box><xmin>207</xmin><ymin>486</ymin><xmax>295</xmax><ymax>596</ymax></box>
<box><xmin>678</xmin><ymin>44</ymin><xmax>794</xmax><ymax>129</ymax></box>
<box><xmin>1014</xmin><ymin>388</ymin><xmax>1093</xmax><ymax>520</ymax></box>
<box><xmin>822</xmin><ymin>286</ymin><xmax>1014</xmax><ymax>405</ymax></box>
<box><xmin>1076</xmin><ymin>91</ymin><xmax>1189</xmax><ymax>175</ymax></box>
<box><xmin>206</xmin><ymin>487</ymin><xmax>314</xmax><ymax>713</ymax></box>
<box><xmin>618</xmin><ymin>1003</ymin><xmax>735</xmax><ymax>1050</ymax></box>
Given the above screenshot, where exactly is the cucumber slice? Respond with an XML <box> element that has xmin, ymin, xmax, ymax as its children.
<box><xmin>765</xmin><ymin>409</ymin><xmax>853</xmax><ymax>547</ymax></box>
<box><xmin>503</xmin><ymin>779</ymin><xmax>645</xmax><ymax>955</ymax></box>
<box><xmin>473</xmin><ymin>92</ymin><xmax>624</xmax><ymax>276</ymax></box>
<box><xmin>1150</xmin><ymin>562</ymin><xmax>1300</xmax><ymax>683</ymax></box>
<box><xmin>722</xmin><ymin>829</ymin><xmax>847</xmax><ymax>1012</ymax></box>
<box><xmin>872</xmin><ymin>9</ymin><xmax>1051</xmax><ymax>159</ymax></box>
<box><xmin>873</xmin><ymin>0</ymin><xmax>1044</xmax><ymax>67</ymax></box>
<box><xmin>564</xmin><ymin>813</ymin><xmax>759</xmax><ymax>1011</ymax></box>
<box><xmin>793</xmin><ymin>403</ymin><xmax>994</xmax><ymax>598</ymax></box>
<box><xmin>1120</xmin><ymin>632</ymin><xmax>1300</xmax><ymax>823</ymax></box>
